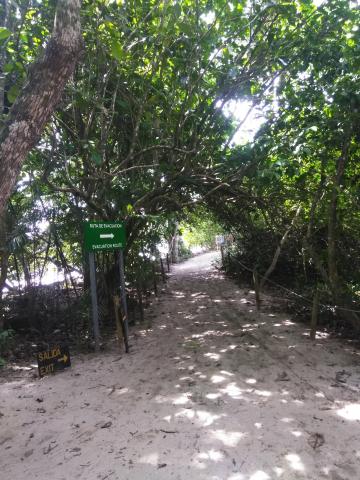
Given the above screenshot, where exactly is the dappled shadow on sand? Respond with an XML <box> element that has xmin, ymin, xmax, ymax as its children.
<box><xmin>121</xmin><ymin>255</ymin><xmax>360</xmax><ymax>479</ymax></box>
<box><xmin>2</xmin><ymin>253</ymin><xmax>360</xmax><ymax>480</ymax></box>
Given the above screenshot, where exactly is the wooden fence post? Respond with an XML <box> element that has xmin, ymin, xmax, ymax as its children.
<box><xmin>136</xmin><ymin>280</ymin><xmax>144</xmax><ymax>323</ymax></box>
<box><xmin>220</xmin><ymin>245</ymin><xmax>225</xmax><ymax>266</ymax></box>
<box><xmin>160</xmin><ymin>257</ymin><xmax>166</xmax><ymax>282</ymax></box>
<box><xmin>113</xmin><ymin>295</ymin><xmax>123</xmax><ymax>350</ymax></box>
<box><xmin>253</xmin><ymin>270</ymin><xmax>261</xmax><ymax>311</ymax></box>
<box><xmin>152</xmin><ymin>262</ymin><xmax>158</xmax><ymax>296</ymax></box>
<box><xmin>310</xmin><ymin>287</ymin><xmax>320</xmax><ymax>341</ymax></box>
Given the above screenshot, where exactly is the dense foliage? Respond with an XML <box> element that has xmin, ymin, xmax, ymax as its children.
<box><xmin>0</xmin><ymin>0</ymin><xmax>359</xmax><ymax>341</ymax></box>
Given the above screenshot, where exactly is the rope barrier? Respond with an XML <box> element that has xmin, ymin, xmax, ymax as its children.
<box><xmin>224</xmin><ymin>251</ymin><xmax>360</xmax><ymax>315</ymax></box>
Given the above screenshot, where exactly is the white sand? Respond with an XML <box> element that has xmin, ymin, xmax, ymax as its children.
<box><xmin>1</xmin><ymin>251</ymin><xmax>360</xmax><ymax>480</ymax></box>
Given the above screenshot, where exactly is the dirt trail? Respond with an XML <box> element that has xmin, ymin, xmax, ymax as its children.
<box><xmin>1</xmin><ymin>251</ymin><xmax>360</xmax><ymax>480</ymax></box>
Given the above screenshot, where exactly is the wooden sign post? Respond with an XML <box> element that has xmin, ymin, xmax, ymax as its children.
<box><xmin>84</xmin><ymin>222</ymin><xmax>129</xmax><ymax>352</ymax></box>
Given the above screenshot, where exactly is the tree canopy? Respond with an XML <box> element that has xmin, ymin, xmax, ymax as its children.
<box><xmin>0</xmin><ymin>0</ymin><xmax>359</xmax><ymax>336</ymax></box>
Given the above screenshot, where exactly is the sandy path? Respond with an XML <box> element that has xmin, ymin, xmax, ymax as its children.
<box><xmin>1</xmin><ymin>251</ymin><xmax>360</xmax><ymax>480</ymax></box>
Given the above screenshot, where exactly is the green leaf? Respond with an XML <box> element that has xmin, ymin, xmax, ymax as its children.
<box><xmin>7</xmin><ymin>84</ymin><xmax>20</xmax><ymax>103</ymax></box>
<box><xmin>0</xmin><ymin>27</ymin><xmax>11</xmax><ymax>40</ymax></box>
<box><xmin>91</xmin><ymin>152</ymin><xmax>102</xmax><ymax>165</ymax></box>
<box><xmin>111</xmin><ymin>41</ymin><xmax>124</xmax><ymax>62</ymax></box>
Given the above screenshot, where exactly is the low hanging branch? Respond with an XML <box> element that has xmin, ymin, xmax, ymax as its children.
<box><xmin>260</xmin><ymin>206</ymin><xmax>302</xmax><ymax>290</ymax></box>
<box><xmin>0</xmin><ymin>0</ymin><xmax>83</xmax><ymax>213</ymax></box>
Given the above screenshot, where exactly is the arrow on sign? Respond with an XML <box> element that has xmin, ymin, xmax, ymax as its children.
<box><xmin>100</xmin><ymin>233</ymin><xmax>114</xmax><ymax>239</ymax></box>
<box><xmin>58</xmin><ymin>354</ymin><xmax>68</xmax><ymax>363</ymax></box>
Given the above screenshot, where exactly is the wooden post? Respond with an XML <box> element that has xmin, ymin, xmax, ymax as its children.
<box><xmin>220</xmin><ymin>245</ymin><xmax>225</xmax><ymax>266</ymax></box>
<box><xmin>89</xmin><ymin>251</ymin><xmax>100</xmax><ymax>352</ymax></box>
<box><xmin>113</xmin><ymin>295</ymin><xmax>123</xmax><ymax>350</ymax></box>
<box><xmin>253</xmin><ymin>270</ymin><xmax>261</xmax><ymax>312</ymax></box>
<box><xmin>118</xmin><ymin>249</ymin><xmax>129</xmax><ymax>352</ymax></box>
<box><xmin>310</xmin><ymin>288</ymin><xmax>320</xmax><ymax>341</ymax></box>
<box><xmin>136</xmin><ymin>280</ymin><xmax>144</xmax><ymax>322</ymax></box>
<box><xmin>160</xmin><ymin>257</ymin><xmax>166</xmax><ymax>282</ymax></box>
<box><xmin>166</xmin><ymin>253</ymin><xmax>170</xmax><ymax>272</ymax></box>
<box><xmin>152</xmin><ymin>262</ymin><xmax>158</xmax><ymax>296</ymax></box>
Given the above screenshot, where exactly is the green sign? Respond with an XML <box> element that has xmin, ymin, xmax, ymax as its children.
<box><xmin>84</xmin><ymin>222</ymin><xmax>126</xmax><ymax>252</ymax></box>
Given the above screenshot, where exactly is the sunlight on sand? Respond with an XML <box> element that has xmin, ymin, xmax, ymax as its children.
<box><xmin>139</xmin><ymin>452</ymin><xmax>159</xmax><ymax>465</ymax></box>
<box><xmin>197</xmin><ymin>449</ymin><xmax>224</xmax><ymax>461</ymax></box>
<box><xmin>246</xmin><ymin>378</ymin><xmax>257</xmax><ymax>384</ymax></box>
<box><xmin>337</xmin><ymin>403</ymin><xmax>360</xmax><ymax>421</ymax></box>
<box><xmin>211</xmin><ymin>429</ymin><xmax>245</xmax><ymax>447</ymax></box>
<box><xmin>285</xmin><ymin>453</ymin><xmax>305</xmax><ymax>471</ymax></box>
<box><xmin>220</xmin><ymin>382</ymin><xmax>243</xmax><ymax>399</ymax></box>
<box><xmin>211</xmin><ymin>374</ymin><xmax>226</xmax><ymax>384</ymax></box>
<box><xmin>173</xmin><ymin>393</ymin><xmax>190</xmax><ymax>405</ymax></box>
<box><xmin>175</xmin><ymin>408</ymin><xmax>224</xmax><ymax>427</ymax></box>
<box><xmin>204</xmin><ymin>352</ymin><xmax>221</xmax><ymax>360</ymax></box>
<box><xmin>249</xmin><ymin>471</ymin><xmax>271</xmax><ymax>480</ymax></box>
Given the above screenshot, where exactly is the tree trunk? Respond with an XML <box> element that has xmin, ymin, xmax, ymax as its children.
<box><xmin>260</xmin><ymin>206</ymin><xmax>301</xmax><ymax>289</ymax></box>
<box><xmin>0</xmin><ymin>0</ymin><xmax>83</xmax><ymax>213</ymax></box>
<box><xmin>0</xmin><ymin>211</ymin><xmax>8</xmax><ymax>301</ymax></box>
<box><xmin>328</xmin><ymin>139</ymin><xmax>350</xmax><ymax>303</ymax></box>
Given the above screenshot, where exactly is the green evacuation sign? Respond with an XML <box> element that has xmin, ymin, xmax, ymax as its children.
<box><xmin>84</xmin><ymin>222</ymin><xmax>126</xmax><ymax>252</ymax></box>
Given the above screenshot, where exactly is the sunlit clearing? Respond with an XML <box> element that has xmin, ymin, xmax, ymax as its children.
<box><xmin>211</xmin><ymin>374</ymin><xmax>226</xmax><ymax>384</ymax></box>
<box><xmin>337</xmin><ymin>403</ymin><xmax>360</xmax><ymax>421</ymax></box>
<box><xmin>249</xmin><ymin>471</ymin><xmax>270</xmax><ymax>480</ymax></box>
<box><xmin>291</xmin><ymin>431</ymin><xmax>303</xmax><ymax>437</ymax></box>
<box><xmin>139</xmin><ymin>452</ymin><xmax>159</xmax><ymax>465</ymax></box>
<box><xmin>286</xmin><ymin>453</ymin><xmax>305</xmax><ymax>471</ymax></box>
<box><xmin>197</xmin><ymin>449</ymin><xmax>224</xmax><ymax>462</ymax></box>
<box><xmin>212</xmin><ymin>429</ymin><xmax>245</xmax><ymax>447</ymax></box>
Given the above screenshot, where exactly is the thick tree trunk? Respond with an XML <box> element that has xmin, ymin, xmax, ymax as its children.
<box><xmin>0</xmin><ymin>0</ymin><xmax>82</xmax><ymax>213</ymax></box>
<box><xmin>0</xmin><ymin>211</ymin><xmax>8</xmax><ymax>301</ymax></box>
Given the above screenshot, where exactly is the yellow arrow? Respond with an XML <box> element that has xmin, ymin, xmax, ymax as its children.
<box><xmin>58</xmin><ymin>354</ymin><xmax>68</xmax><ymax>363</ymax></box>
